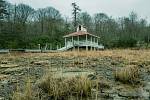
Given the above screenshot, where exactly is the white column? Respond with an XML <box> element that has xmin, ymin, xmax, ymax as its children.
<box><xmin>94</xmin><ymin>37</ymin><xmax>96</xmax><ymax>51</ymax></box>
<box><xmin>78</xmin><ymin>36</ymin><xmax>79</xmax><ymax>52</ymax></box>
<box><xmin>91</xmin><ymin>36</ymin><xmax>92</xmax><ymax>51</ymax></box>
<box><xmin>86</xmin><ymin>34</ymin><xmax>88</xmax><ymax>51</ymax></box>
<box><xmin>45</xmin><ymin>43</ymin><xmax>47</xmax><ymax>50</ymax></box>
<box><xmin>96</xmin><ymin>38</ymin><xmax>99</xmax><ymax>51</ymax></box>
<box><xmin>57</xmin><ymin>45</ymin><xmax>59</xmax><ymax>50</ymax></box>
<box><xmin>72</xmin><ymin>36</ymin><xmax>74</xmax><ymax>45</ymax></box>
<box><xmin>72</xmin><ymin>36</ymin><xmax>74</xmax><ymax>51</ymax></box>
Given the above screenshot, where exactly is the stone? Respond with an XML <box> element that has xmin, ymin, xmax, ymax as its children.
<box><xmin>2</xmin><ymin>67</ymin><xmax>25</xmax><ymax>74</ymax></box>
<box><xmin>87</xmin><ymin>74</ymin><xmax>97</xmax><ymax>80</ymax></box>
<box><xmin>1</xmin><ymin>61</ymin><xmax>8</xmax><ymax>64</ymax></box>
<box><xmin>1</xmin><ymin>80</ymin><xmax>9</xmax><ymax>84</ymax></box>
<box><xmin>91</xmin><ymin>63</ymin><xmax>97</xmax><ymax>67</ymax></box>
<box><xmin>0</xmin><ymin>75</ymin><xmax>9</xmax><ymax>81</ymax></box>
<box><xmin>31</xmin><ymin>60</ymin><xmax>49</xmax><ymax>65</ymax></box>
<box><xmin>0</xmin><ymin>64</ymin><xmax>19</xmax><ymax>68</ymax></box>
<box><xmin>0</xmin><ymin>97</ymin><xmax>4</xmax><ymax>100</ymax></box>
<box><xmin>118</xmin><ymin>87</ymin><xmax>149</xmax><ymax>99</ymax></box>
<box><xmin>144</xmin><ymin>82</ymin><xmax>150</xmax><ymax>92</ymax></box>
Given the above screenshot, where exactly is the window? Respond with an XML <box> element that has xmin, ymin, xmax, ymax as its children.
<box><xmin>79</xmin><ymin>25</ymin><xmax>81</xmax><ymax>31</ymax></box>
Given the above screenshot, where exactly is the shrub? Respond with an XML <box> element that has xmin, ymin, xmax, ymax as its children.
<box><xmin>37</xmin><ymin>73</ymin><xmax>93</xmax><ymax>99</ymax></box>
<box><xmin>12</xmin><ymin>78</ymin><xmax>35</xmax><ymax>100</ymax></box>
<box><xmin>114</xmin><ymin>65</ymin><xmax>140</xmax><ymax>83</ymax></box>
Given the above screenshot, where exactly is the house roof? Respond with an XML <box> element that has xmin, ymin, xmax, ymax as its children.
<box><xmin>63</xmin><ymin>31</ymin><xmax>100</xmax><ymax>38</ymax></box>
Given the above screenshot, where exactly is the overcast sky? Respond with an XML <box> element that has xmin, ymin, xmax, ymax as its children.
<box><xmin>7</xmin><ymin>0</ymin><xmax>150</xmax><ymax>21</ymax></box>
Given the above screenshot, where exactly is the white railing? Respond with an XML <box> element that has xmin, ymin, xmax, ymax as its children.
<box><xmin>58</xmin><ymin>40</ymin><xmax>104</xmax><ymax>51</ymax></box>
<box><xmin>67</xmin><ymin>40</ymin><xmax>98</xmax><ymax>47</ymax></box>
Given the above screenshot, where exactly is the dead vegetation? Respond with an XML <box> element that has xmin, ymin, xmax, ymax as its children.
<box><xmin>0</xmin><ymin>49</ymin><xmax>150</xmax><ymax>99</ymax></box>
<box><xmin>12</xmin><ymin>78</ymin><xmax>35</xmax><ymax>100</ymax></box>
<box><xmin>37</xmin><ymin>72</ymin><xmax>94</xmax><ymax>99</ymax></box>
<box><xmin>114</xmin><ymin>65</ymin><xmax>140</xmax><ymax>83</ymax></box>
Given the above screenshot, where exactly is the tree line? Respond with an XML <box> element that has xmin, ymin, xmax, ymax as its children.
<box><xmin>0</xmin><ymin>0</ymin><xmax>150</xmax><ymax>49</ymax></box>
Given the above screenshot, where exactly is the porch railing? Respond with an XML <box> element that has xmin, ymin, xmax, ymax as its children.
<box><xmin>66</xmin><ymin>40</ymin><xmax>102</xmax><ymax>47</ymax></box>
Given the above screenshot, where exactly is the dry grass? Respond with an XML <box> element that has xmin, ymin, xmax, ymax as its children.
<box><xmin>37</xmin><ymin>72</ymin><xmax>94</xmax><ymax>99</ymax></box>
<box><xmin>114</xmin><ymin>65</ymin><xmax>140</xmax><ymax>83</ymax></box>
<box><xmin>12</xmin><ymin>78</ymin><xmax>35</xmax><ymax>100</ymax></box>
<box><xmin>1</xmin><ymin>49</ymin><xmax>149</xmax><ymax>99</ymax></box>
<box><xmin>0</xmin><ymin>49</ymin><xmax>149</xmax><ymax>64</ymax></box>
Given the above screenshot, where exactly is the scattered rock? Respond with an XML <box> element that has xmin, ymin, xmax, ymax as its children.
<box><xmin>87</xmin><ymin>74</ymin><xmax>97</xmax><ymax>80</ymax></box>
<box><xmin>1</xmin><ymin>61</ymin><xmax>8</xmax><ymax>64</ymax></box>
<box><xmin>118</xmin><ymin>89</ymin><xmax>140</xmax><ymax>98</ymax></box>
<box><xmin>0</xmin><ymin>97</ymin><xmax>4</xmax><ymax>100</ymax></box>
<box><xmin>2</xmin><ymin>67</ymin><xmax>25</xmax><ymax>74</ymax></box>
<box><xmin>91</xmin><ymin>63</ymin><xmax>97</xmax><ymax>67</ymax></box>
<box><xmin>0</xmin><ymin>64</ymin><xmax>19</xmax><ymax>68</ymax></box>
<box><xmin>144</xmin><ymin>82</ymin><xmax>150</xmax><ymax>92</ymax></box>
<box><xmin>129</xmin><ymin>61</ymin><xmax>140</xmax><ymax>65</ymax></box>
<box><xmin>142</xmin><ymin>60</ymin><xmax>150</xmax><ymax>66</ymax></box>
<box><xmin>0</xmin><ymin>74</ymin><xmax>9</xmax><ymax>81</ymax></box>
<box><xmin>1</xmin><ymin>80</ymin><xmax>9</xmax><ymax>85</ymax></box>
<box><xmin>98</xmin><ymin>80</ymin><xmax>111</xmax><ymax>90</ymax></box>
<box><xmin>74</xmin><ymin>61</ymin><xmax>83</xmax><ymax>65</ymax></box>
<box><xmin>31</xmin><ymin>60</ymin><xmax>49</xmax><ymax>65</ymax></box>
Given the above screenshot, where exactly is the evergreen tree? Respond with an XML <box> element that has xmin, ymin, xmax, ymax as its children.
<box><xmin>71</xmin><ymin>2</ymin><xmax>81</xmax><ymax>29</ymax></box>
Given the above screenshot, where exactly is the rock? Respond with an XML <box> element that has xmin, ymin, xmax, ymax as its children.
<box><xmin>91</xmin><ymin>63</ymin><xmax>97</xmax><ymax>67</ymax></box>
<box><xmin>10</xmin><ymin>78</ymin><xmax>18</xmax><ymax>83</ymax></box>
<box><xmin>0</xmin><ymin>75</ymin><xmax>9</xmax><ymax>81</ymax></box>
<box><xmin>1</xmin><ymin>61</ymin><xmax>8</xmax><ymax>64</ymax></box>
<box><xmin>0</xmin><ymin>97</ymin><xmax>4</xmax><ymax>100</ymax></box>
<box><xmin>31</xmin><ymin>60</ymin><xmax>49</xmax><ymax>65</ymax></box>
<box><xmin>0</xmin><ymin>64</ymin><xmax>19</xmax><ymax>68</ymax></box>
<box><xmin>140</xmin><ymin>88</ymin><xmax>150</xmax><ymax>100</ymax></box>
<box><xmin>118</xmin><ymin>87</ymin><xmax>149</xmax><ymax>99</ymax></box>
<box><xmin>129</xmin><ymin>61</ymin><xmax>140</xmax><ymax>65</ymax></box>
<box><xmin>98</xmin><ymin>80</ymin><xmax>111</xmax><ymax>90</ymax></box>
<box><xmin>2</xmin><ymin>67</ymin><xmax>25</xmax><ymax>74</ymax></box>
<box><xmin>1</xmin><ymin>80</ymin><xmax>9</xmax><ymax>84</ymax></box>
<box><xmin>118</xmin><ymin>91</ymin><xmax>139</xmax><ymax>98</ymax></box>
<box><xmin>92</xmin><ymin>58</ymin><xmax>99</xmax><ymax>61</ymax></box>
<box><xmin>144</xmin><ymin>82</ymin><xmax>150</xmax><ymax>92</ymax></box>
<box><xmin>87</xmin><ymin>74</ymin><xmax>97</xmax><ymax>80</ymax></box>
<box><xmin>142</xmin><ymin>60</ymin><xmax>150</xmax><ymax>66</ymax></box>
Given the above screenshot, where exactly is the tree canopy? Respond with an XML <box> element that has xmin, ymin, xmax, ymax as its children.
<box><xmin>0</xmin><ymin>1</ymin><xmax>150</xmax><ymax>49</ymax></box>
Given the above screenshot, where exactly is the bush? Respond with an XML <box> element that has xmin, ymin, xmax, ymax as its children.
<box><xmin>114</xmin><ymin>65</ymin><xmax>140</xmax><ymax>83</ymax></box>
<box><xmin>12</xmin><ymin>78</ymin><xmax>35</xmax><ymax>100</ymax></box>
<box><xmin>37</xmin><ymin>73</ymin><xmax>93</xmax><ymax>99</ymax></box>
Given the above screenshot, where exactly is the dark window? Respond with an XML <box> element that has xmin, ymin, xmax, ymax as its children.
<box><xmin>79</xmin><ymin>25</ymin><xmax>81</xmax><ymax>31</ymax></box>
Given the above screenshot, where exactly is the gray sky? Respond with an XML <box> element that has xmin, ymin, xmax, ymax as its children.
<box><xmin>7</xmin><ymin>0</ymin><xmax>150</xmax><ymax>21</ymax></box>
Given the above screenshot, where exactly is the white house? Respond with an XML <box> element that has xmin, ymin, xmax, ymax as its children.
<box><xmin>58</xmin><ymin>25</ymin><xmax>104</xmax><ymax>51</ymax></box>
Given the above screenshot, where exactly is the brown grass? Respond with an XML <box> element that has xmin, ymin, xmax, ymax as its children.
<box><xmin>12</xmin><ymin>78</ymin><xmax>35</xmax><ymax>100</ymax></box>
<box><xmin>37</xmin><ymin>72</ymin><xmax>94</xmax><ymax>99</ymax></box>
<box><xmin>0</xmin><ymin>49</ymin><xmax>149</xmax><ymax>64</ymax></box>
<box><xmin>1</xmin><ymin>49</ymin><xmax>149</xmax><ymax>64</ymax></box>
<box><xmin>114</xmin><ymin>65</ymin><xmax>140</xmax><ymax>83</ymax></box>
<box><xmin>1</xmin><ymin>49</ymin><xmax>149</xmax><ymax>99</ymax></box>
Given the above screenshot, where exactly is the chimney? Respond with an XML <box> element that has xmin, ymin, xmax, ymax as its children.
<box><xmin>77</xmin><ymin>25</ymin><xmax>87</xmax><ymax>32</ymax></box>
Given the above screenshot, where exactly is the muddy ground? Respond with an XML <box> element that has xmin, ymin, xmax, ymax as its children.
<box><xmin>0</xmin><ymin>50</ymin><xmax>150</xmax><ymax>100</ymax></box>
